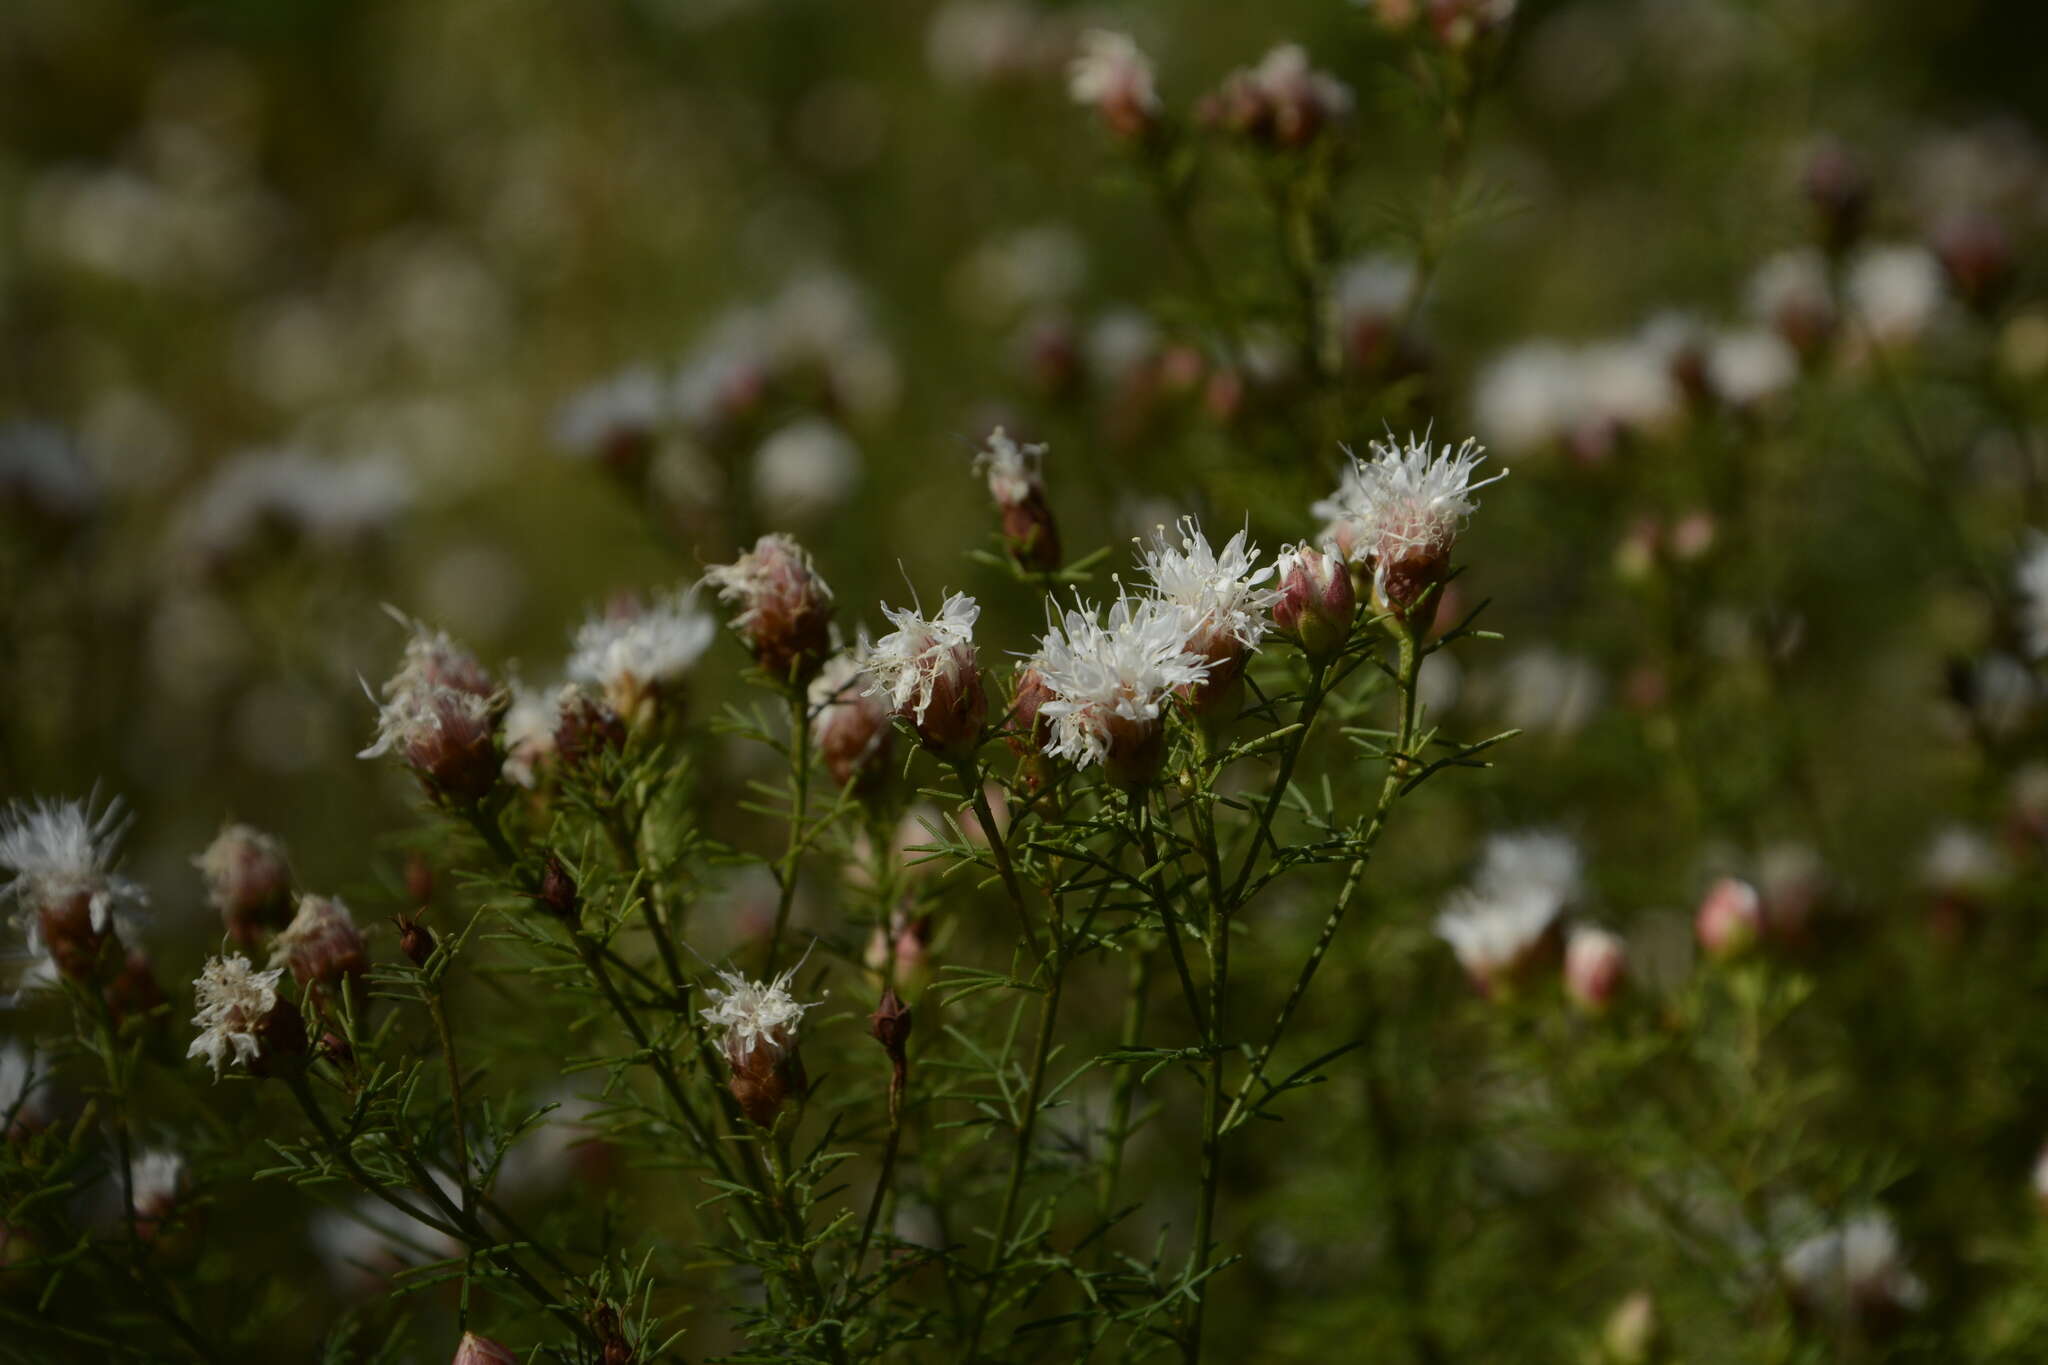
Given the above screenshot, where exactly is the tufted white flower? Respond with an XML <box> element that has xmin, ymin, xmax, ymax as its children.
<box><xmin>1</xmin><ymin>795</ymin><xmax>147</xmax><ymax>959</ymax></box>
<box><xmin>700</xmin><ymin>963</ymin><xmax>819</xmax><ymax>1066</ymax></box>
<box><xmin>1034</xmin><ymin>593</ymin><xmax>1208</xmax><ymax>770</ymax></box>
<box><xmin>567</xmin><ymin>586</ymin><xmax>718</xmax><ymax>722</ymax></box>
<box><xmin>1068</xmin><ymin>30</ymin><xmax>1160</xmax><ymax>129</ymax></box>
<box><xmin>1781</xmin><ymin>1211</ymin><xmax>1927</xmax><ymax>1319</ymax></box>
<box><xmin>1434</xmin><ymin>831</ymin><xmax>1581</xmax><ymax>992</ymax></box>
<box><xmin>1136</xmin><ymin>517</ymin><xmax>1278</xmax><ymax>658</ymax></box>
<box><xmin>1314</xmin><ymin>432</ymin><xmax>1505</xmax><ymax>593</ymax></box>
<box><xmin>1705</xmin><ymin>328</ymin><xmax>1800</xmax><ymax>410</ymax></box>
<box><xmin>1848</xmin><ymin>243</ymin><xmax>1946</xmax><ymax>347</ymax></box>
<box><xmin>186</xmin><ymin>953</ymin><xmax>285</xmax><ymax>1077</ymax></box>
<box><xmin>866</xmin><ymin>592</ymin><xmax>980</xmax><ymax>724</ymax></box>
<box><xmin>974</xmin><ymin>426</ymin><xmax>1049</xmax><ymax>507</ymax></box>
<box><xmin>128</xmin><ymin>1148</ymin><xmax>187</xmax><ymax>1220</ymax></box>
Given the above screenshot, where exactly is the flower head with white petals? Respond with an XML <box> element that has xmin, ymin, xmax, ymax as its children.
<box><xmin>186</xmin><ymin>953</ymin><xmax>285</xmax><ymax>1077</ymax></box>
<box><xmin>2</xmin><ymin>795</ymin><xmax>147</xmax><ymax>958</ymax></box>
<box><xmin>1434</xmin><ymin>831</ymin><xmax>1581</xmax><ymax>993</ymax></box>
<box><xmin>700</xmin><ymin>963</ymin><xmax>820</xmax><ymax>1067</ymax></box>
<box><xmin>1068</xmin><ymin>31</ymin><xmax>1160</xmax><ymax>137</ymax></box>
<box><xmin>867</xmin><ymin>592</ymin><xmax>980</xmax><ymax>724</ymax></box>
<box><xmin>1034</xmin><ymin>594</ymin><xmax>1209</xmax><ymax>771</ymax></box>
<box><xmin>567</xmin><ymin>586</ymin><xmax>718</xmax><ymax>723</ymax></box>
<box><xmin>1314</xmin><ymin>433</ymin><xmax>1504</xmax><ymax>609</ymax></box>
<box><xmin>1136</xmin><ymin>516</ymin><xmax>1278</xmax><ymax>659</ymax></box>
<box><xmin>974</xmin><ymin>427</ymin><xmax>1048</xmax><ymax>507</ymax></box>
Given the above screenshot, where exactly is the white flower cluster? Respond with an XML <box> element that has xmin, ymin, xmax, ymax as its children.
<box><xmin>186</xmin><ymin>953</ymin><xmax>284</xmax><ymax>1077</ymax></box>
<box><xmin>1435</xmin><ymin>831</ymin><xmax>1582</xmax><ymax>989</ymax></box>
<box><xmin>567</xmin><ymin>587</ymin><xmax>717</xmax><ymax>714</ymax></box>
<box><xmin>1</xmin><ymin>795</ymin><xmax>147</xmax><ymax>961</ymax></box>
<box><xmin>700</xmin><ymin>964</ymin><xmax>819</xmax><ymax>1063</ymax></box>
<box><xmin>1136</xmin><ymin>517</ymin><xmax>1278</xmax><ymax>659</ymax></box>
<box><xmin>1033</xmin><ymin>594</ymin><xmax>1210</xmax><ymax>769</ymax></box>
<box><xmin>358</xmin><ymin>617</ymin><xmax>499</xmax><ymax>766</ymax></box>
<box><xmin>1313</xmin><ymin>433</ymin><xmax>1505</xmax><ymax>578</ymax></box>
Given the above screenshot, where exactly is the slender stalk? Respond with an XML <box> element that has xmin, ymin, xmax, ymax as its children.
<box><xmin>766</xmin><ymin>690</ymin><xmax>814</xmax><ymax>976</ymax></box>
<box><xmin>955</xmin><ymin>756</ymin><xmax>1045</xmax><ymax>962</ymax></box>
<box><xmin>1185</xmin><ymin>870</ymin><xmax>1229</xmax><ymax>1364</ymax></box>
<box><xmin>1095</xmin><ymin>944</ymin><xmax>1155</xmax><ymax>1223</ymax></box>
<box><xmin>427</xmin><ymin>991</ymin><xmax>473</xmax><ymax>1215</ymax></box>
<box><xmin>963</xmin><ymin>966</ymin><xmax>1066</xmax><ymax>1361</ymax></box>
<box><xmin>851</xmin><ymin>1097</ymin><xmax>906</xmax><ymax>1279</ymax></box>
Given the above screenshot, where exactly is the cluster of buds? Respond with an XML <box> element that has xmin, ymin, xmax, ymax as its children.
<box><xmin>1066</xmin><ymin>30</ymin><xmax>1161</xmax><ymax>141</ymax></box>
<box><xmin>703</xmin><ymin>534</ymin><xmax>835</xmax><ymax>688</ymax></box>
<box><xmin>193</xmin><ymin>823</ymin><xmax>294</xmax><ymax>946</ymax></box>
<box><xmin>187</xmin><ymin>953</ymin><xmax>307</xmax><ymax>1079</ymax></box>
<box><xmin>1200</xmin><ymin>44</ymin><xmax>1353</xmax><ymax>148</ymax></box>
<box><xmin>810</xmin><ymin>648</ymin><xmax>896</xmax><ymax>795</ymax></box>
<box><xmin>701</xmin><ymin>963</ymin><xmax>818</xmax><ymax>1128</ymax></box>
<box><xmin>2</xmin><ymin>796</ymin><xmax>149</xmax><ymax>986</ymax></box>
<box><xmin>271</xmin><ymin>895</ymin><xmax>368</xmax><ymax>1010</ymax></box>
<box><xmin>1313</xmin><ymin>433</ymin><xmax>1507</xmax><ymax>627</ymax></box>
<box><xmin>359</xmin><ymin>617</ymin><xmax>505</xmax><ymax>804</ymax></box>
<box><xmin>567</xmin><ymin>587</ymin><xmax>717</xmax><ymax>729</ymax></box>
<box><xmin>866</xmin><ymin>592</ymin><xmax>988</xmax><ymax>757</ymax></box>
<box><xmin>1270</xmin><ymin>543</ymin><xmax>1357</xmax><ymax>660</ymax></box>
<box><xmin>974</xmin><ymin>428</ymin><xmax>1062</xmax><ymax>573</ymax></box>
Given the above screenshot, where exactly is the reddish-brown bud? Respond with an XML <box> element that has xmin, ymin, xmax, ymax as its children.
<box><xmin>194</xmin><ymin>824</ymin><xmax>294</xmax><ymax>947</ymax></box>
<box><xmin>1801</xmin><ymin>136</ymin><xmax>1871</xmax><ymax>254</ymax></box>
<box><xmin>868</xmin><ymin>987</ymin><xmax>913</xmax><ymax>1063</ymax></box>
<box><xmin>704</xmin><ymin>534</ymin><xmax>835</xmax><ymax>689</ymax></box>
<box><xmin>1563</xmin><ymin>926</ymin><xmax>1627</xmax><ymax>1014</ymax></box>
<box><xmin>395</xmin><ymin>913</ymin><xmax>437</xmax><ymax>968</ymax></box>
<box><xmin>1272</xmin><ymin>544</ymin><xmax>1357</xmax><ymax>660</ymax></box>
<box><xmin>1934</xmin><ymin>214</ymin><xmax>2014</xmax><ymax>310</ymax></box>
<box><xmin>273</xmin><ymin>896</ymin><xmax>368</xmax><ymax>1004</ymax></box>
<box><xmin>810</xmin><ymin>656</ymin><xmax>895</xmax><ymax>796</ymax></box>
<box><xmin>536</xmin><ymin>854</ymin><xmax>581</xmax><ymax>926</ymax></box>
<box><xmin>914</xmin><ymin>666</ymin><xmax>989</xmax><ymax>759</ymax></box>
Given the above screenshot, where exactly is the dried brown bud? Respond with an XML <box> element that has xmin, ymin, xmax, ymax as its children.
<box><xmin>868</xmin><ymin>988</ymin><xmax>913</xmax><ymax>1063</ymax></box>
<box><xmin>592</xmin><ymin>1305</ymin><xmax>634</xmax><ymax>1365</ymax></box>
<box><xmin>536</xmin><ymin>854</ymin><xmax>581</xmax><ymax>926</ymax></box>
<box><xmin>395</xmin><ymin>913</ymin><xmax>437</xmax><ymax>968</ymax></box>
<box><xmin>194</xmin><ymin>824</ymin><xmax>294</xmax><ymax>947</ymax></box>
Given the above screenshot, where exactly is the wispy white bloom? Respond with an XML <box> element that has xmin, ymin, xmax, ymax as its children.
<box><xmin>567</xmin><ymin>586</ymin><xmax>718</xmax><ymax>724</ymax></box>
<box><xmin>1136</xmin><ymin>516</ymin><xmax>1278</xmax><ymax>661</ymax></box>
<box><xmin>500</xmin><ymin>679</ymin><xmax>561</xmax><ymax>788</ymax></box>
<box><xmin>2</xmin><ymin>796</ymin><xmax>147</xmax><ymax>975</ymax></box>
<box><xmin>128</xmin><ymin>1148</ymin><xmax>187</xmax><ymax>1223</ymax></box>
<box><xmin>186</xmin><ymin>953</ymin><xmax>285</xmax><ymax>1077</ymax></box>
<box><xmin>553</xmin><ymin>365</ymin><xmax>665</xmax><ymax>470</ymax></box>
<box><xmin>1705</xmin><ymin>328</ymin><xmax>1800</xmax><ymax>410</ymax></box>
<box><xmin>1474</xmin><ymin>343</ymin><xmax>1582</xmax><ymax>456</ymax></box>
<box><xmin>1436</xmin><ymin>831</ymin><xmax>1581</xmax><ymax>993</ymax></box>
<box><xmin>867</xmin><ymin>592</ymin><xmax>981</xmax><ymax>728</ymax></box>
<box><xmin>703</xmin><ymin>534</ymin><xmax>835</xmax><ymax>682</ymax></box>
<box><xmin>753</xmin><ymin>419</ymin><xmax>861</xmax><ymax>521</ymax></box>
<box><xmin>1781</xmin><ymin>1211</ymin><xmax>1927</xmax><ymax>1322</ymax></box>
<box><xmin>1848</xmin><ymin>244</ymin><xmax>1946</xmax><ymax>347</ymax></box>
<box><xmin>1313</xmin><ymin>433</ymin><xmax>1504</xmax><ymax>608</ymax></box>
<box><xmin>701</xmin><ymin>964</ymin><xmax>820</xmax><ymax>1066</ymax></box>
<box><xmin>1035</xmin><ymin>593</ymin><xmax>1207</xmax><ymax>775</ymax></box>
<box><xmin>1068</xmin><ymin>31</ymin><xmax>1160</xmax><ymax>136</ymax></box>
<box><xmin>975</xmin><ymin>427</ymin><xmax>1049</xmax><ymax>507</ymax></box>
<box><xmin>358</xmin><ymin>614</ymin><xmax>502</xmax><ymax>799</ymax></box>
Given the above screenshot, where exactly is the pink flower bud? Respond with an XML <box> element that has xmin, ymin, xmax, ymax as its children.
<box><xmin>703</xmin><ymin>534</ymin><xmax>835</xmax><ymax>689</ymax></box>
<box><xmin>272</xmin><ymin>895</ymin><xmax>368</xmax><ymax>1006</ymax></box>
<box><xmin>1272</xmin><ymin>544</ymin><xmax>1357</xmax><ymax>659</ymax></box>
<box><xmin>454</xmin><ymin>1333</ymin><xmax>521</xmax><ymax>1365</ymax></box>
<box><xmin>1800</xmin><ymin>136</ymin><xmax>1871</xmax><ymax>254</ymax></box>
<box><xmin>1005</xmin><ymin>666</ymin><xmax>1056</xmax><ymax>756</ymax></box>
<box><xmin>810</xmin><ymin>653</ymin><xmax>896</xmax><ymax>795</ymax></box>
<box><xmin>1935</xmin><ymin>213</ymin><xmax>2013</xmax><ymax>310</ymax></box>
<box><xmin>194</xmin><ymin>824</ymin><xmax>294</xmax><ymax>947</ymax></box>
<box><xmin>1695</xmin><ymin>877</ymin><xmax>1763</xmax><ymax>959</ymax></box>
<box><xmin>1563</xmin><ymin>926</ymin><xmax>1627</xmax><ymax>1013</ymax></box>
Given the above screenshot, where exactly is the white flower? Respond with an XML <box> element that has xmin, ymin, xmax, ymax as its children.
<box><xmin>1435</xmin><ymin>831</ymin><xmax>1581</xmax><ymax>990</ymax></box>
<box><xmin>1333</xmin><ymin>255</ymin><xmax>1417</xmax><ymax>334</ymax></box>
<box><xmin>499</xmin><ymin>678</ymin><xmax>561</xmax><ymax>788</ymax></box>
<box><xmin>357</xmin><ymin>616</ymin><xmax>501</xmax><ymax>794</ymax></box>
<box><xmin>1578</xmin><ymin>340</ymin><xmax>1684</xmax><ymax>439</ymax></box>
<box><xmin>700</xmin><ymin>964</ymin><xmax>819</xmax><ymax>1065</ymax></box>
<box><xmin>2014</xmin><ymin>532</ymin><xmax>2048</xmax><ymax>659</ymax></box>
<box><xmin>1747</xmin><ymin>248</ymin><xmax>1835</xmax><ymax>341</ymax></box>
<box><xmin>1067</xmin><ymin>30</ymin><xmax>1160</xmax><ymax>122</ymax></box>
<box><xmin>128</xmin><ymin>1148</ymin><xmax>187</xmax><ymax>1218</ymax></box>
<box><xmin>1034</xmin><ymin>593</ymin><xmax>1208</xmax><ymax>769</ymax></box>
<box><xmin>1247</xmin><ymin>43</ymin><xmax>1354</xmax><ymax>122</ymax></box>
<box><xmin>1848</xmin><ymin>243</ymin><xmax>1946</xmax><ymax>346</ymax></box>
<box><xmin>1135</xmin><ymin>516</ymin><xmax>1278</xmax><ymax>658</ymax></box>
<box><xmin>175</xmin><ymin>449</ymin><xmax>413</xmax><ymax>560</ymax></box>
<box><xmin>974</xmin><ymin>426</ymin><xmax>1048</xmax><ymax>507</ymax></box>
<box><xmin>866</xmin><ymin>592</ymin><xmax>980</xmax><ymax>725</ymax></box>
<box><xmin>567</xmin><ymin>586</ymin><xmax>717</xmax><ymax>719</ymax></box>
<box><xmin>552</xmin><ymin>365</ymin><xmax>665</xmax><ymax>459</ymax></box>
<box><xmin>1473</xmin><ymin>343</ymin><xmax>1583</xmax><ymax>456</ymax></box>
<box><xmin>1705</xmin><ymin>328</ymin><xmax>1800</xmax><ymax>409</ymax></box>
<box><xmin>1920</xmin><ymin>824</ymin><xmax>2005</xmax><ymax>892</ymax></box>
<box><xmin>186</xmin><ymin>953</ymin><xmax>285</xmax><ymax>1077</ymax></box>
<box><xmin>1313</xmin><ymin>432</ymin><xmax>1505</xmax><ymax>586</ymax></box>
<box><xmin>1781</xmin><ymin>1211</ymin><xmax>1927</xmax><ymax>1320</ymax></box>
<box><xmin>2</xmin><ymin>795</ymin><xmax>146</xmax><ymax>957</ymax></box>
<box><xmin>753</xmin><ymin>419</ymin><xmax>861</xmax><ymax>521</ymax></box>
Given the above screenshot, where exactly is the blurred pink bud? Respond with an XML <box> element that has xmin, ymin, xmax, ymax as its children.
<box><xmin>454</xmin><ymin>1333</ymin><xmax>521</xmax><ymax>1365</ymax></box>
<box><xmin>194</xmin><ymin>824</ymin><xmax>294</xmax><ymax>947</ymax></box>
<box><xmin>704</xmin><ymin>534</ymin><xmax>835</xmax><ymax>689</ymax></box>
<box><xmin>1800</xmin><ymin>136</ymin><xmax>1871</xmax><ymax>253</ymax></box>
<box><xmin>272</xmin><ymin>895</ymin><xmax>368</xmax><ymax>1005</ymax></box>
<box><xmin>1564</xmin><ymin>926</ymin><xmax>1627</xmax><ymax>1013</ymax></box>
<box><xmin>1695</xmin><ymin>877</ymin><xmax>1763</xmax><ymax>959</ymax></box>
<box><xmin>1935</xmin><ymin>214</ymin><xmax>2013</xmax><ymax>310</ymax></box>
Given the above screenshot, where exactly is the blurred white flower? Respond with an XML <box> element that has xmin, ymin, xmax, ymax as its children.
<box><xmin>2</xmin><ymin>796</ymin><xmax>148</xmax><ymax>971</ymax></box>
<box><xmin>567</xmin><ymin>587</ymin><xmax>718</xmax><ymax>724</ymax></box>
<box><xmin>1437</xmin><ymin>831</ymin><xmax>1581</xmax><ymax>993</ymax></box>
<box><xmin>2017</xmin><ymin>532</ymin><xmax>2048</xmax><ymax>659</ymax></box>
<box><xmin>1847</xmin><ymin>244</ymin><xmax>1946</xmax><ymax>347</ymax></box>
<box><xmin>1705</xmin><ymin>328</ymin><xmax>1799</xmax><ymax>410</ymax></box>
<box><xmin>1473</xmin><ymin>342</ymin><xmax>1582</xmax><ymax>456</ymax></box>
<box><xmin>1780</xmin><ymin>1211</ymin><xmax>1927</xmax><ymax>1323</ymax></box>
<box><xmin>752</xmin><ymin>419</ymin><xmax>861</xmax><ymax>521</ymax></box>
<box><xmin>1747</xmin><ymin>248</ymin><xmax>1835</xmax><ymax>349</ymax></box>
<box><xmin>553</xmin><ymin>365</ymin><xmax>665</xmax><ymax>466</ymax></box>
<box><xmin>1067</xmin><ymin>31</ymin><xmax>1160</xmax><ymax>137</ymax></box>
<box><xmin>1919</xmin><ymin>824</ymin><xmax>2006</xmax><ymax>893</ymax></box>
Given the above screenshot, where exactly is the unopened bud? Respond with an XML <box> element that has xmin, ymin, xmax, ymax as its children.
<box><xmin>553</xmin><ymin>688</ymin><xmax>627</xmax><ymax>768</ymax></box>
<box><xmin>868</xmin><ymin>987</ymin><xmax>913</xmax><ymax>1062</ymax></box>
<box><xmin>194</xmin><ymin>824</ymin><xmax>294</xmax><ymax>947</ymax></box>
<box><xmin>976</xmin><ymin>429</ymin><xmax>1061</xmax><ymax>573</ymax></box>
<box><xmin>536</xmin><ymin>854</ymin><xmax>581</xmax><ymax>926</ymax></box>
<box><xmin>1272</xmin><ymin>544</ymin><xmax>1357</xmax><ymax>660</ymax></box>
<box><xmin>395</xmin><ymin>913</ymin><xmax>437</xmax><ymax>968</ymax></box>
<box><xmin>1801</xmin><ymin>136</ymin><xmax>1871</xmax><ymax>255</ymax></box>
<box><xmin>1934</xmin><ymin>214</ymin><xmax>2013</xmax><ymax>311</ymax></box>
<box><xmin>454</xmin><ymin>1332</ymin><xmax>522</xmax><ymax>1365</ymax></box>
<box><xmin>703</xmin><ymin>534</ymin><xmax>835</xmax><ymax>689</ymax></box>
<box><xmin>1695</xmin><ymin>877</ymin><xmax>1763</xmax><ymax>960</ymax></box>
<box><xmin>272</xmin><ymin>896</ymin><xmax>368</xmax><ymax>1004</ymax></box>
<box><xmin>1006</xmin><ymin>666</ymin><xmax>1056</xmax><ymax>756</ymax></box>
<box><xmin>1563</xmin><ymin>926</ymin><xmax>1627</xmax><ymax>1013</ymax></box>
<box><xmin>810</xmin><ymin>654</ymin><xmax>895</xmax><ymax>796</ymax></box>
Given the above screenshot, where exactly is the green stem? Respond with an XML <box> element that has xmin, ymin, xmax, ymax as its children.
<box><xmin>428</xmin><ymin>991</ymin><xmax>473</xmax><ymax>1215</ymax></box>
<box><xmin>766</xmin><ymin>690</ymin><xmax>814</xmax><ymax>976</ymax></box>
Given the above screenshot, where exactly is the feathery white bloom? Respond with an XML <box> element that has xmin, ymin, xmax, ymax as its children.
<box><xmin>1136</xmin><ymin>516</ymin><xmax>1278</xmax><ymax>656</ymax></box>
<box><xmin>1246</xmin><ymin>43</ymin><xmax>1354</xmax><ymax>122</ymax></box>
<box><xmin>1068</xmin><ymin>30</ymin><xmax>1160</xmax><ymax>119</ymax></box>
<box><xmin>567</xmin><ymin>587</ymin><xmax>717</xmax><ymax>714</ymax></box>
<box><xmin>1781</xmin><ymin>1211</ymin><xmax>1927</xmax><ymax>1319</ymax></box>
<box><xmin>1034</xmin><ymin>594</ymin><xmax>1208</xmax><ymax>769</ymax></box>
<box><xmin>866</xmin><ymin>592</ymin><xmax>980</xmax><ymax>724</ymax></box>
<box><xmin>700</xmin><ymin>964</ymin><xmax>819</xmax><ymax>1063</ymax></box>
<box><xmin>1473</xmin><ymin>343</ymin><xmax>1583</xmax><ymax>456</ymax></box>
<box><xmin>1848</xmin><ymin>243</ymin><xmax>1946</xmax><ymax>346</ymax></box>
<box><xmin>499</xmin><ymin>678</ymin><xmax>561</xmax><ymax>787</ymax></box>
<box><xmin>553</xmin><ymin>365</ymin><xmax>665</xmax><ymax>459</ymax></box>
<box><xmin>186</xmin><ymin>953</ymin><xmax>284</xmax><ymax>1077</ymax></box>
<box><xmin>2</xmin><ymin>796</ymin><xmax>146</xmax><ymax>959</ymax></box>
<box><xmin>753</xmin><ymin>419</ymin><xmax>861</xmax><ymax>521</ymax></box>
<box><xmin>2018</xmin><ymin>532</ymin><xmax>2048</xmax><ymax>659</ymax></box>
<box><xmin>128</xmin><ymin>1148</ymin><xmax>187</xmax><ymax>1218</ymax></box>
<box><xmin>357</xmin><ymin>616</ymin><xmax>501</xmax><ymax>792</ymax></box>
<box><xmin>1705</xmin><ymin>328</ymin><xmax>1799</xmax><ymax>409</ymax></box>
<box><xmin>1435</xmin><ymin>831</ymin><xmax>1581</xmax><ymax>989</ymax></box>
<box><xmin>1313</xmin><ymin>432</ymin><xmax>1505</xmax><ymax>585</ymax></box>
<box><xmin>974</xmin><ymin>427</ymin><xmax>1048</xmax><ymax>506</ymax></box>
